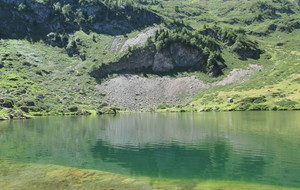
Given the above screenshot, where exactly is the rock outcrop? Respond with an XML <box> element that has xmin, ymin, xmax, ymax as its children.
<box><xmin>90</xmin><ymin>42</ymin><xmax>217</xmax><ymax>78</ymax></box>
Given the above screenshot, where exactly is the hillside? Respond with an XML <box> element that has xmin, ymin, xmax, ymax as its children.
<box><xmin>0</xmin><ymin>0</ymin><xmax>300</xmax><ymax>119</ymax></box>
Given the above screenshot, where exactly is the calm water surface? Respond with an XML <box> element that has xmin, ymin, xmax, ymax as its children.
<box><xmin>0</xmin><ymin>111</ymin><xmax>299</xmax><ymax>188</ymax></box>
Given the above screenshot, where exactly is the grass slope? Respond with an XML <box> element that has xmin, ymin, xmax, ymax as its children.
<box><xmin>0</xmin><ymin>0</ymin><xmax>300</xmax><ymax>118</ymax></box>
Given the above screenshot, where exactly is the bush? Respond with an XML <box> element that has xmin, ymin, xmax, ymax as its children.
<box><xmin>20</xmin><ymin>106</ymin><xmax>29</xmax><ymax>113</ymax></box>
<box><xmin>97</xmin><ymin>107</ymin><xmax>119</xmax><ymax>114</ymax></box>
<box><xmin>236</xmin><ymin>103</ymin><xmax>251</xmax><ymax>111</ymax></box>
<box><xmin>248</xmin><ymin>104</ymin><xmax>269</xmax><ymax>111</ymax></box>
<box><xmin>232</xmin><ymin>36</ymin><xmax>262</xmax><ymax>59</ymax></box>
<box><xmin>24</xmin><ymin>99</ymin><xmax>35</xmax><ymax>106</ymax></box>
<box><xmin>0</xmin><ymin>98</ymin><xmax>14</xmax><ymax>108</ymax></box>
<box><xmin>157</xmin><ymin>103</ymin><xmax>171</xmax><ymax>109</ymax></box>
<box><xmin>240</xmin><ymin>96</ymin><xmax>267</xmax><ymax>104</ymax></box>
<box><xmin>275</xmin><ymin>99</ymin><xmax>298</xmax><ymax>108</ymax></box>
<box><xmin>68</xmin><ymin>106</ymin><xmax>79</xmax><ymax>112</ymax></box>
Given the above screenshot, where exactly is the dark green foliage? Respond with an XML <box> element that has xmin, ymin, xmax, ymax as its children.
<box><xmin>244</xmin><ymin>0</ymin><xmax>295</xmax><ymax>24</ymax></box>
<box><xmin>248</xmin><ymin>104</ymin><xmax>269</xmax><ymax>111</ymax></box>
<box><xmin>237</xmin><ymin>103</ymin><xmax>251</xmax><ymax>111</ymax></box>
<box><xmin>271</xmin><ymin>92</ymin><xmax>285</xmax><ymax>98</ymax></box>
<box><xmin>232</xmin><ymin>36</ymin><xmax>263</xmax><ymax>60</ymax></box>
<box><xmin>250</xmin><ymin>1</ymin><xmax>277</xmax><ymax>19</ymax></box>
<box><xmin>207</xmin><ymin>52</ymin><xmax>225</xmax><ymax>76</ymax></box>
<box><xmin>0</xmin><ymin>98</ymin><xmax>14</xmax><ymax>108</ymax></box>
<box><xmin>152</xmin><ymin>27</ymin><xmax>222</xmax><ymax>52</ymax></box>
<box><xmin>24</xmin><ymin>99</ymin><xmax>35</xmax><ymax>107</ymax></box>
<box><xmin>20</xmin><ymin>106</ymin><xmax>29</xmax><ymax>113</ymax></box>
<box><xmin>98</xmin><ymin>102</ymin><xmax>108</xmax><ymax>109</ymax></box>
<box><xmin>46</xmin><ymin>32</ymin><xmax>69</xmax><ymax>48</ymax></box>
<box><xmin>292</xmin><ymin>78</ymin><xmax>300</xmax><ymax>83</ymax></box>
<box><xmin>200</xmin><ymin>27</ymin><xmax>239</xmax><ymax>46</ymax></box>
<box><xmin>277</xmin><ymin>19</ymin><xmax>300</xmax><ymax>32</ymax></box>
<box><xmin>97</xmin><ymin>107</ymin><xmax>119</xmax><ymax>114</ymax></box>
<box><xmin>68</xmin><ymin>106</ymin><xmax>79</xmax><ymax>112</ymax></box>
<box><xmin>157</xmin><ymin>103</ymin><xmax>171</xmax><ymax>109</ymax></box>
<box><xmin>275</xmin><ymin>99</ymin><xmax>298</xmax><ymax>108</ymax></box>
<box><xmin>150</xmin><ymin>28</ymin><xmax>227</xmax><ymax>74</ymax></box>
<box><xmin>240</xmin><ymin>96</ymin><xmax>267</xmax><ymax>104</ymax></box>
<box><xmin>76</xmin><ymin>109</ymin><xmax>92</xmax><ymax>115</ymax></box>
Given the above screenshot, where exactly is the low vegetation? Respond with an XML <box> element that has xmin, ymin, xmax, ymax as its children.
<box><xmin>0</xmin><ymin>0</ymin><xmax>300</xmax><ymax>119</ymax></box>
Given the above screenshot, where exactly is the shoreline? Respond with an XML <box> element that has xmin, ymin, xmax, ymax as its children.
<box><xmin>1</xmin><ymin>107</ymin><xmax>300</xmax><ymax>121</ymax></box>
<box><xmin>0</xmin><ymin>159</ymin><xmax>299</xmax><ymax>190</ymax></box>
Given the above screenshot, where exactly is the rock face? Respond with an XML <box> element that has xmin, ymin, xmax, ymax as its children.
<box><xmin>170</xmin><ymin>43</ymin><xmax>203</xmax><ymax>67</ymax></box>
<box><xmin>152</xmin><ymin>50</ymin><xmax>174</xmax><ymax>72</ymax></box>
<box><xmin>90</xmin><ymin>42</ymin><xmax>208</xmax><ymax>78</ymax></box>
<box><xmin>0</xmin><ymin>0</ymin><xmax>161</xmax><ymax>38</ymax></box>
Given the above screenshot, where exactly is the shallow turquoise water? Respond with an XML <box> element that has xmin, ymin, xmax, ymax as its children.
<box><xmin>0</xmin><ymin>111</ymin><xmax>299</xmax><ymax>188</ymax></box>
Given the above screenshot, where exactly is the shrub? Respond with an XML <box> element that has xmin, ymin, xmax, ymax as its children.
<box><xmin>275</xmin><ymin>99</ymin><xmax>298</xmax><ymax>108</ymax></box>
<box><xmin>236</xmin><ymin>103</ymin><xmax>251</xmax><ymax>111</ymax></box>
<box><xmin>157</xmin><ymin>103</ymin><xmax>171</xmax><ymax>109</ymax></box>
<box><xmin>232</xmin><ymin>36</ymin><xmax>262</xmax><ymax>59</ymax></box>
<box><xmin>68</xmin><ymin>106</ymin><xmax>79</xmax><ymax>112</ymax></box>
<box><xmin>24</xmin><ymin>99</ymin><xmax>35</xmax><ymax>106</ymax></box>
<box><xmin>248</xmin><ymin>104</ymin><xmax>269</xmax><ymax>111</ymax></box>
<box><xmin>240</xmin><ymin>96</ymin><xmax>267</xmax><ymax>104</ymax></box>
<box><xmin>0</xmin><ymin>98</ymin><xmax>14</xmax><ymax>108</ymax></box>
<box><xmin>20</xmin><ymin>106</ymin><xmax>29</xmax><ymax>113</ymax></box>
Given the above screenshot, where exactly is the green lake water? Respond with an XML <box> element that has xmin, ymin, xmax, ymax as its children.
<box><xmin>0</xmin><ymin>111</ymin><xmax>300</xmax><ymax>188</ymax></box>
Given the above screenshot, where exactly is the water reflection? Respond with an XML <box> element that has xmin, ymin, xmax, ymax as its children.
<box><xmin>91</xmin><ymin>138</ymin><xmax>231</xmax><ymax>178</ymax></box>
<box><xmin>0</xmin><ymin>112</ymin><xmax>299</xmax><ymax>187</ymax></box>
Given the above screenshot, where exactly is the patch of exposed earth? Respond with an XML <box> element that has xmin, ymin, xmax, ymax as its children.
<box><xmin>97</xmin><ymin>64</ymin><xmax>263</xmax><ymax>110</ymax></box>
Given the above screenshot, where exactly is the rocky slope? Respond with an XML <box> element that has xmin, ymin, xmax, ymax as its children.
<box><xmin>97</xmin><ymin>65</ymin><xmax>262</xmax><ymax>110</ymax></box>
